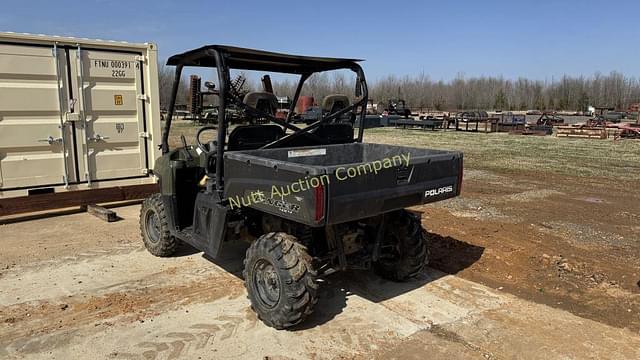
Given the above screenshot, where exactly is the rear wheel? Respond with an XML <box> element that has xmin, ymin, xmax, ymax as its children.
<box><xmin>140</xmin><ymin>194</ymin><xmax>177</xmax><ymax>257</ymax></box>
<box><xmin>243</xmin><ymin>232</ymin><xmax>318</xmax><ymax>329</ymax></box>
<box><xmin>374</xmin><ymin>210</ymin><xmax>428</xmax><ymax>281</ymax></box>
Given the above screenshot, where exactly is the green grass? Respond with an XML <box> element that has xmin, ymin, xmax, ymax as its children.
<box><xmin>365</xmin><ymin>128</ymin><xmax>640</xmax><ymax>180</ymax></box>
<box><xmin>167</xmin><ymin>121</ymin><xmax>640</xmax><ymax>180</ymax></box>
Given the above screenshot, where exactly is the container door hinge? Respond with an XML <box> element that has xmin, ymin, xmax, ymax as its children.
<box><xmin>139</xmin><ymin>132</ymin><xmax>150</xmax><ymax>139</ymax></box>
<box><xmin>134</xmin><ymin>55</ymin><xmax>147</xmax><ymax>63</ymax></box>
<box><xmin>137</xmin><ymin>94</ymin><xmax>149</xmax><ymax>101</ymax></box>
<box><xmin>141</xmin><ymin>168</ymin><xmax>149</xmax><ymax>175</ymax></box>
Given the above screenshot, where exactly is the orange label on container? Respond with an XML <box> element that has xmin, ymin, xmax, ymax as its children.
<box><xmin>114</xmin><ymin>95</ymin><xmax>123</xmax><ymax>106</ymax></box>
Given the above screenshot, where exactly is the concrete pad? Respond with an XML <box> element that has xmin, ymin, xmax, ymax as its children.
<box><xmin>1</xmin><ymin>212</ymin><xmax>639</xmax><ymax>359</ymax></box>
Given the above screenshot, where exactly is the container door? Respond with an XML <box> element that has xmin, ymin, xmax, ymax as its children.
<box><xmin>70</xmin><ymin>48</ymin><xmax>148</xmax><ymax>183</ymax></box>
<box><xmin>0</xmin><ymin>44</ymin><xmax>77</xmax><ymax>190</ymax></box>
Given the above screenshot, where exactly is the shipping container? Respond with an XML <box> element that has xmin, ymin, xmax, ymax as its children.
<box><xmin>0</xmin><ymin>32</ymin><xmax>161</xmax><ymax>211</ymax></box>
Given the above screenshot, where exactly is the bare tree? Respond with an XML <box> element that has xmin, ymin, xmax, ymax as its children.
<box><xmin>158</xmin><ymin>62</ymin><xmax>188</xmax><ymax>110</ymax></box>
<box><xmin>160</xmin><ymin>58</ymin><xmax>640</xmax><ymax>112</ymax></box>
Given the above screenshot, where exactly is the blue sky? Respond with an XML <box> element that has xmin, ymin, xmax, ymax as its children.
<box><xmin>2</xmin><ymin>0</ymin><xmax>639</xmax><ymax>82</ymax></box>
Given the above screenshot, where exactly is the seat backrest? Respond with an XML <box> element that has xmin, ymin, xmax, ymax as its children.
<box><xmin>243</xmin><ymin>91</ymin><xmax>278</xmax><ymax>115</ymax></box>
<box><xmin>322</xmin><ymin>94</ymin><xmax>350</xmax><ymax>114</ymax></box>
<box><xmin>312</xmin><ymin>123</ymin><xmax>354</xmax><ymax>144</ymax></box>
<box><xmin>227</xmin><ymin>125</ymin><xmax>285</xmax><ymax>151</ymax></box>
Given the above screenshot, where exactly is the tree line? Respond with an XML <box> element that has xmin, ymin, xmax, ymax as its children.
<box><xmin>159</xmin><ymin>63</ymin><xmax>640</xmax><ymax>112</ymax></box>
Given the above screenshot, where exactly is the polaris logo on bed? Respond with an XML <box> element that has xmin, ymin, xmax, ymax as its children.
<box><xmin>425</xmin><ymin>185</ymin><xmax>454</xmax><ymax>197</ymax></box>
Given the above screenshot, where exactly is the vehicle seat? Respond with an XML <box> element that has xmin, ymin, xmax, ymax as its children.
<box><xmin>269</xmin><ymin>123</ymin><xmax>354</xmax><ymax>148</ymax></box>
<box><xmin>322</xmin><ymin>94</ymin><xmax>350</xmax><ymax>114</ymax></box>
<box><xmin>312</xmin><ymin>123</ymin><xmax>354</xmax><ymax>144</ymax></box>
<box><xmin>227</xmin><ymin>124</ymin><xmax>285</xmax><ymax>151</ymax></box>
<box><xmin>322</xmin><ymin>94</ymin><xmax>353</xmax><ymax>124</ymax></box>
<box><xmin>244</xmin><ymin>91</ymin><xmax>278</xmax><ymax>115</ymax></box>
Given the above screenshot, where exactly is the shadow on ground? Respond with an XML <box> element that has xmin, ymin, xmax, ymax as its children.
<box><xmin>173</xmin><ymin>242</ymin><xmax>203</xmax><ymax>257</ymax></box>
<box><xmin>196</xmin><ymin>231</ymin><xmax>484</xmax><ymax>330</ymax></box>
<box><xmin>427</xmin><ymin>233</ymin><xmax>485</xmax><ymax>275</ymax></box>
<box><xmin>0</xmin><ymin>200</ymin><xmax>142</xmax><ymax>225</ymax></box>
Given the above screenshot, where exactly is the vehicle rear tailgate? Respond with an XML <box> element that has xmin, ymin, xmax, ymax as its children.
<box><xmin>324</xmin><ymin>148</ymin><xmax>462</xmax><ymax>224</ymax></box>
<box><xmin>224</xmin><ymin>143</ymin><xmax>462</xmax><ymax>227</ymax></box>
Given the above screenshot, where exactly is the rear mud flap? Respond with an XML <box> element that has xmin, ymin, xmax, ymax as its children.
<box><xmin>192</xmin><ymin>192</ymin><xmax>228</xmax><ymax>258</ymax></box>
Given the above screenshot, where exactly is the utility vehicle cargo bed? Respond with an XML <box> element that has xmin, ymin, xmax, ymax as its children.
<box><xmin>224</xmin><ymin>143</ymin><xmax>462</xmax><ymax>226</ymax></box>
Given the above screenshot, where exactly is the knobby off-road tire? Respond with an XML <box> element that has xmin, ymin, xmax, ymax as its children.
<box><xmin>374</xmin><ymin>210</ymin><xmax>429</xmax><ymax>281</ymax></box>
<box><xmin>243</xmin><ymin>232</ymin><xmax>318</xmax><ymax>329</ymax></box>
<box><xmin>140</xmin><ymin>193</ymin><xmax>177</xmax><ymax>257</ymax></box>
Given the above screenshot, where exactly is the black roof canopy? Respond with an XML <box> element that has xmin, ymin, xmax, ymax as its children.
<box><xmin>166</xmin><ymin>45</ymin><xmax>363</xmax><ymax>74</ymax></box>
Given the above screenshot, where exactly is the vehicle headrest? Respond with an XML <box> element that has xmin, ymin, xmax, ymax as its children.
<box><xmin>243</xmin><ymin>91</ymin><xmax>278</xmax><ymax>115</ymax></box>
<box><xmin>322</xmin><ymin>94</ymin><xmax>350</xmax><ymax>113</ymax></box>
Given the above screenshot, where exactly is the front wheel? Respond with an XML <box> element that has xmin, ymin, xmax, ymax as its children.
<box><xmin>243</xmin><ymin>232</ymin><xmax>318</xmax><ymax>329</ymax></box>
<box><xmin>140</xmin><ymin>194</ymin><xmax>177</xmax><ymax>257</ymax></box>
<box><xmin>374</xmin><ymin>210</ymin><xmax>429</xmax><ymax>281</ymax></box>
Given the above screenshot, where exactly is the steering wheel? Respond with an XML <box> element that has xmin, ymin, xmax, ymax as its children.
<box><xmin>196</xmin><ymin>126</ymin><xmax>218</xmax><ymax>176</ymax></box>
<box><xmin>196</xmin><ymin>126</ymin><xmax>217</xmax><ymax>154</ymax></box>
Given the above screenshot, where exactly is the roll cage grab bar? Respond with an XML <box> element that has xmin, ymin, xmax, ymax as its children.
<box><xmin>160</xmin><ymin>48</ymin><xmax>369</xmax><ymax>196</ymax></box>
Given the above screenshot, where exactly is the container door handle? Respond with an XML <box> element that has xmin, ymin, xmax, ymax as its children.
<box><xmin>38</xmin><ymin>136</ymin><xmax>63</xmax><ymax>145</ymax></box>
<box><xmin>88</xmin><ymin>134</ymin><xmax>109</xmax><ymax>142</ymax></box>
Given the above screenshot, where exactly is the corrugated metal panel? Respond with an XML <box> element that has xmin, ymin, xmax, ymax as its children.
<box><xmin>0</xmin><ymin>32</ymin><xmax>161</xmax><ymax>198</ymax></box>
<box><xmin>74</xmin><ymin>49</ymin><xmax>148</xmax><ymax>181</ymax></box>
<box><xmin>0</xmin><ymin>44</ymin><xmax>74</xmax><ymax>188</ymax></box>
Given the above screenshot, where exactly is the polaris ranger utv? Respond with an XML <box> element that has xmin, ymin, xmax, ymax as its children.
<box><xmin>140</xmin><ymin>45</ymin><xmax>463</xmax><ymax>329</ymax></box>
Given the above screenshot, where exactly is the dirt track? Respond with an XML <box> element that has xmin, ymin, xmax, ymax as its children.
<box><xmin>1</xmin><ymin>203</ymin><xmax>639</xmax><ymax>359</ymax></box>
<box><xmin>423</xmin><ymin>169</ymin><xmax>640</xmax><ymax>332</ymax></box>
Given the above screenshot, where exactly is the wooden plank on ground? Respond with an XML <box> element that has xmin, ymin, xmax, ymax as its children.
<box><xmin>0</xmin><ymin>184</ymin><xmax>159</xmax><ymax>217</ymax></box>
<box><xmin>86</xmin><ymin>205</ymin><xmax>118</xmax><ymax>222</ymax></box>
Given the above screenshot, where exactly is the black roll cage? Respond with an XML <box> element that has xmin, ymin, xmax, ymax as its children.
<box><xmin>160</xmin><ymin>46</ymin><xmax>369</xmax><ymax>197</ymax></box>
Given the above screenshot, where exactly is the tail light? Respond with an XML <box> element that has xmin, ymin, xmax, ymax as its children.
<box><xmin>314</xmin><ymin>184</ymin><xmax>325</xmax><ymax>222</ymax></box>
<box><xmin>457</xmin><ymin>157</ymin><xmax>464</xmax><ymax>195</ymax></box>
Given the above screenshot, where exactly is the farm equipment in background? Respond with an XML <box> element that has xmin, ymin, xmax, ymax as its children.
<box><xmin>556</xmin><ymin>124</ymin><xmax>608</xmax><ymax>139</ymax></box>
<box><xmin>453</xmin><ymin>111</ymin><xmax>498</xmax><ymax>133</ymax></box>
<box><xmin>497</xmin><ymin>112</ymin><xmax>526</xmax><ymax>132</ymax></box>
<box><xmin>394</xmin><ymin>116</ymin><xmax>446</xmax><ymax>131</ymax></box>
<box><xmin>511</xmin><ymin>126</ymin><xmax>553</xmax><ymax>136</ymax></box>
<box><xmin>511</xmin><ymin>112</ymin><xmax>563</xmax><ymax>136</ymax></box>
<box><xmin>536</xmin><ymin>113</ymin><xmax>564</xmax><ymax>126</ymax></box>
<box><xmin>294</xmin><ymin>106</ymin><xmax>323</xmax><ymax>124</ymax></box>
<box><xmin>188</xmin><ymin>75</ymin><xmax>202</xmax><ymax>117</ymax></box>
<box><xmin>591</xmin><ymin>106</ymin><xmax>625</xmax><ymax>123</ymax></box>
<box><xmin>612</xmin><ymin>113</ymin><xmax>640</xmax><ymax>139</ymax></box>
<box><xmin>188</xmin><ymin>75</ymin><xmax>220</xmax><ymax>123</ymax></box>
<box><xmin>554</xmin><ymin>107</ymin><xmax>634</xmax><ymax>139</ymax></box>
<box><xmin>291</xmin><ymin>96</ymin><xmax>321</xmax><ymax>124</ymax></box>
<box><xmin>377</xmin><ymin>99</ymin><xmax>412</xmax><ymax>118</ymax></box>
<box><xmin>614</xmin><ymin>123</ymin><xmax>640</xmax><ymax>139</ymax></box>
<box><xmin>191</xmin><ymin>74</ymin><xmax>268</xmax><ymax>124</ymax></box>
<box><xmin>556</xmin><ymin>112</ymin><xmax>608</xmax><ymax>139</ymax></box>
